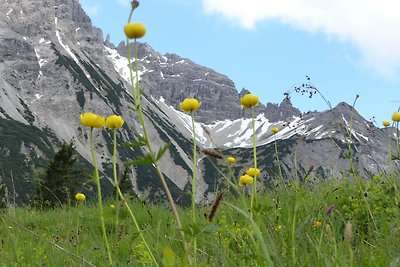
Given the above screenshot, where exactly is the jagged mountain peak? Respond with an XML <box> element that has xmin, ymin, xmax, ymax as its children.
<box><xmin>264</xmin><ymin>96</ymin><xmax>301</xmax><ymax>122</ymax></box>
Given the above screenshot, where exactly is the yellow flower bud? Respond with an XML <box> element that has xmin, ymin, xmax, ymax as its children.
<box><xmin>246</xmin><ymin>167</ymin><xmax>261</xmax><ymax>177</ymax></box>
<box><xmin>271</xmin><ymin>127</ymin><xmax>279</xmax><ymax>134</ymax></box>
<box><xmin>124</xmin><ymin>22</ymin><xmax>146</xmax><ymax>39</ymax></box>
<box><xmin>275</xmin><ymin>225</ymin><xmax>283</xmax><ymax>232</ymax></box>
<box><xmin>80</xmin><ymin>112</ymin><xmax>105</xmax><ymax>128</ymax></box>
<box><xmin>75</xmin><ymin>193</ymin><xmax>86</xmax><ymax>201</ymax></box>
<box><xmin>239</xmin><ymin>174</ymin><xmax>254</xmax><ymax>186</ymax></box>
<box><xmin>240</xmin><ymin>94</ymin><xmax>259</xmax><ymax>109</ymax></box>
<box><xmin>313</xmin><ymin>221</ymin><xmax>322</xmax><ymax>228</ymax></box>
<box><xmin>179</xmin><ymin>98</ymin><xmax>201</xmax><ymax>113</ymax></box>
<box><xmin>392</xmin><ymin>112</ymin><xmax>400</xmax><ymax>122</ymax></box>
<box><xmin>382</xmin><ymin>120</ymin><xmax>390</xmax><ymax>127</ymax></box>
<box><xmin>106</xmin><ymin>115</ymin><xmax>124</xmax><ymax>129</ymax></box>
<box><xmin>110</xmin><ymin>204</ymin><xmax>115</xmax><ymax>209</ymax></box>
<box><xmin>226</xmin><ymin>156</ymin><xmax>236</xmax><ymax>164</ymax></box>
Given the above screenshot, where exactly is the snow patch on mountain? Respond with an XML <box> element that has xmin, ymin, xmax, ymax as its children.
<box><xmin>104</xmin><ymin>46</ymin><xmax>151</xmax><ymax>86</ymax></box>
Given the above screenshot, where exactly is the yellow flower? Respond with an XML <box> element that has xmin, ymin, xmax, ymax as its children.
<box><xmin>313</xmin><ymin>221</ymin><xmax>322</xmax><ymax>228</ymax></box>
<box><xmin>124</xmin><ymin>22</ymin><xmax>146</xmax><ymax>39</ymax></box>
<box><xmin>239</xmin><ymin>174</ymin><xmax>254</xmax><ymax>186</ymax></box>
<box><xmin>271</xmin><ymin>127</ymin><xmax>279</xmax><ymax>134</ymax></box>
<box><xmin>110</xmin><ymin>204</ymin><xmax>115</xmax><ymax>209</ymax></box>
<box><xmin>106</xmin><ymin>115</ymin><xmax>124</xmax><ymax>129</ymax></box>
<box><xmin>246</xmin><ymin>168</ymin><xmax>261</xmax><ymax>177</ymax></box>
<box><xmin>75</xmin><ymin>193</ymin><xmax>86</xmax><ymax>201</ymax></box>
<box><xmin>240</xmin><ymin>94</ymin><xmax>259</xmax><ymax>109</ymax></box>
<box><xmin>80</xmin><ymin>112</ymin><xmax>105</xmax><ymax>128</ymax></box>
<box><xmin>275</xmin><ymin>225</ymin><xmax>283</xmax><ymax>232</ymax></box>
<box><xmin>392</xmin><ymin>112</ymin><xmax>400</xmax><ymax>122</ymax></box>
<box><xmin>227</xmin><ymin>156</ymin><xmax>236</xmax><ymax>164</ymax></box>
<box><xmin>382</xmin><ymin>120</ymin><xmax>390</xmax><ymax>127</ymax></box>
<box><xmin>179</xmin><ymin>98</ymin><xmax>201</xmax><ymax>113</ymax></box>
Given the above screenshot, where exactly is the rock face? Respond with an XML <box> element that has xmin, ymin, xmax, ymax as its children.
<box><xmin>0</xmin><ymin>0</ymin><xmax>399</xmax><ymax>203</ymax></box>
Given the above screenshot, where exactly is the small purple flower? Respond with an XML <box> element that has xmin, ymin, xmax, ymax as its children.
<box><xmin>326</xmin><ymin>204</ymin><xmax>334</xmax><ymax>216</ymax></box>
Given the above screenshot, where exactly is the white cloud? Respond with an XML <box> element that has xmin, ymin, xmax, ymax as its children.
<box><xmin>116</xmin><ymin>0</ymin><xmax>131</xmax><ymax>6</ymax></box>
<box><xmin>202</xmin><ymin>0</ymin><xmax>400</xmax><ymax>78</ymax></box>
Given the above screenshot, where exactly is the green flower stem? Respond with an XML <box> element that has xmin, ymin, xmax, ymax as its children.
<box><xmin>191</xmin><ymin>112</ymin><xmax>198</xmax><ymax>260</ymax></box>
<box><xmin>112</xmin><ymin>130</ymin><xmax>159</xmax><ymax>267</ymax></box>
<box><xmin>396</xmin><ymin>122</ymin><xmax>400</xmax><ymax>160</ymax></box>
<box><xmin>89</xmin><ymin>128</ymin><xmax>112</xmax><ymax>266</ymax></box>
<box><xmin>274</xmin><ymin>137</ymin><xmax>283</xmax><ymax>183</ymax></box>
<box><xmin>191</xmin><ymin>112</ymin><xmax>197</xmax><ymax>221</ymax></box>
<box><xmin>126</xmin><ymin>28</ymin><xmax>190</xmax><ymax>261</ymax></box>
<box><xmin>250</xmin><ymin>108</ymin><xmax>258</xmax><ymax>216</ymax></box>
<box><xmin>291</xmin><ymin>208</ymin><xmax>297</xmax><ymax>266</ymax></box>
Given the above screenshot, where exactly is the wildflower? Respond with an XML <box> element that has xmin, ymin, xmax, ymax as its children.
<box><xmin>275</xmin><ymin>225</ymin><xmax>283</xmax><ymax>232</ymax></box>
<box><xmin>80</xmin><ymin>112</ymin><xmax>105</xmax><ymax>128</ymax></box>
<box><xmin>240</xmin><ymin>94</ymin><xmax>259</xmax><ymax>109</ymax></box>
<box><xmin>239</xmin><ymin>174</ymin><xmax>254</xmax><ymax>186</ymax></box>
<box><xmin>75</xmin><ymin>193</ymin><xmax>86</xmax><ymax>202</ymax></box>
<box><xmin>180</xmin><ymin>98</ymin><xmax>201</xmax><ymax>113</ymax></box>
<box><xmin>271</xmin><ymin>127</ymin><xmax>279</xmax><ymax>134</ymax></box>
<box><xmin>382</xmin><ymin>120</ymin><xmax>390</xmax><ymax>127</ymax></box>
<box><xmin>110</xmin><ymin>204</ymin><xmax>115</xmax><ymax>209</ymax></box>
<box><xmin>313</xmin><ymin>221</ymin><xmax>322</xmax><ymax>228</ymax></box>
<box><xmin>227</xmin><ymin>156</ymin><xmax>236</xmax><ymax>164</ymax></box>
<box><xmin>326</xmin><ymin>204</ymin><xmax>334</xmax><ymax>216</ymax></box>
<box><xmin>246</xmin><ymin>168</ymin><xmax>261</xmax><ymax>177</ymax></box>
<box><xmin>392</xmin><ymin>112</ymin><xmax>400</xmax><ymax>122</ymax></box>
<box><xmin>106</xmin><ymin>115</ymin><xmax>124</xmax><ymax>129</ymax></box>
<box><xmin>124</xmin><ymin>22</ymin><xmax>146</xmax><ymax>39</ymax></box>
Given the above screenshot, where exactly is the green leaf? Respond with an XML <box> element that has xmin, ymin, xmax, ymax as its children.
<box><xmin>201</xmin><ymin>224</ymin><xmax>219</xmax><ymax>234</ymax></box>
<box><xmin>155</xmin><ymin>143</ymin><xmax>170</xmax><ymax>162</ymax></box>
<box><xmin>162</xmin><ymin>247</ymin><xmax>177</xmax><ymax>267</ymax></box>
<box><xmin>125</xmin><ymin>133</ymin><xmax>147</xmax><ymax>148</ymax></box>
<box><xmin>126</xmin><ymin>153</ymin><xmax>155</xmax><ymax>166</ymax></box>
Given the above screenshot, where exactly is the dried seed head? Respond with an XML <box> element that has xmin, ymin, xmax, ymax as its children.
<box><xmin>201</xmin><ymin>148</ymin><xmax>223</xmax><ymax>159</ymax></box>
<box><xmin>131</xmin><ymin>1</ymin><xmax>139</xmax><ymax>8</ymax></box>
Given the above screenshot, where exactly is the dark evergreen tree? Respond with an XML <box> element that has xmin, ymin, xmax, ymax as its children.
<box><xmin>32</xmin><ymin>141</ymin><xmax>84</xmax><ymax>208</ymax></box>
<box><xmin>0</xmin><ymin>182</ymin><xmax>7</xmax><ymax>210</ymax></box>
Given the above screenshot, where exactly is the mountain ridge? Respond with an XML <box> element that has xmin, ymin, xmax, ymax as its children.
<box><xmin>0</xmin><ymin>0</ymin><xmax>398</xmax><ymax>204</ymax></box>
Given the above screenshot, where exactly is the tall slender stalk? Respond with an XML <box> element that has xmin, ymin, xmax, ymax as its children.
<box><xmin>125</xmin><ymin>8</ymin><xmax>190</xmax><ymax>259</ymax></box>
<box><xmin>191</xmin><ymin>112</ymin><xmax>198</xmax><ymax>260</ymax></box>
<box><xmin>89</xmin><ymin>128</ymin><xmax>112</xmax><ymax>266</ymax></box>
<box><xmin>112</xmin><ymin>130</ymin><xmax>159</xmax><ymax>266</ymax></box>
<box><xmin>250</xmin><ymin>108</ymin><xmax>258</xmax><ymax>216</ymax></box>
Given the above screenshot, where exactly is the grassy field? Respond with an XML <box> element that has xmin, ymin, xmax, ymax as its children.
<box><xmin>1</xmin><ymin>173</ymin><xmax>399</xmax><ymax>266</ymax></box>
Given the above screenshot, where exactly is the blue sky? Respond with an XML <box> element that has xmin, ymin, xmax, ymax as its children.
<box><xmin>80</xmin><ymin>0</ymin><xmax>400</xmax><ymax>125</ymax></box>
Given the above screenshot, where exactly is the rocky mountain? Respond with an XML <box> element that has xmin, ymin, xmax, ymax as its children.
<box><xmin>0</xmin><ymin>0</ymin><xmax>398</xmax><ymax>203</ymax></box>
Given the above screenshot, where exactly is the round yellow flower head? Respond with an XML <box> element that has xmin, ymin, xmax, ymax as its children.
<box><xmin>382</xmin><ymin>120</ymin><xmax>390</xmax><ymax>127</ymax></box>
<box><xmin>239</xmin><ymin>174</ymin><xmax>254</xmax><ymax>186</ymax></box>
<box><xmin>275</xmin><ymin>225</ymin><xmax>283</xmax><ymax>232</ymax></box>
<box><xmin>110</xmin><ymin>204</ymin><xmax>115</xmax><ymax>209</ymax></box>
<box><xmin>106</xmin><ymin>115</ymin><xmax>124</xmax><ymax>129</ymax></box>
<box><xmin>80</xmin><ymin>112</ymin><xmax>105</xmax><ymax>128</ymax></box>
<box><xmin>271</xmin><ymin>127</ymin><xmax>279</xmax><ymax>134</ymax></box>
<box><xmin>246</xmin><ymin>167</ymin><xmax>261</xmax><ymax>177</ymax></box>
<box><xmin>313</xmin><ymin>221</ymin><xmax>322</xmax><ymax>228</ymax></box>
<box><xmin>124</xmin><ymin>22</ymin><xmax>146</xmax><ymax>39</ymax></box>
<box><xmin>240</xmin><ymin>94</ymin><xmax>259</xmax><ymax>109</ymax></box>
<box><xmin>180</xmin><ymin>98</ymin><xmax>201</xmax><ymax>113</ymax></box>
<box><xmin>392</xmin><ymin>111</ymin><xmax>400</xmax><ymax>122</ymax></box>
<box><xmin>226</xmin><ymin>156</ymin><xmax>236</xmax><ymax>164</ymax></box>
<box><xmin>75</xmin><ymin>193</ymin><xmax>86</xmax><ymax>201</ymax></box>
